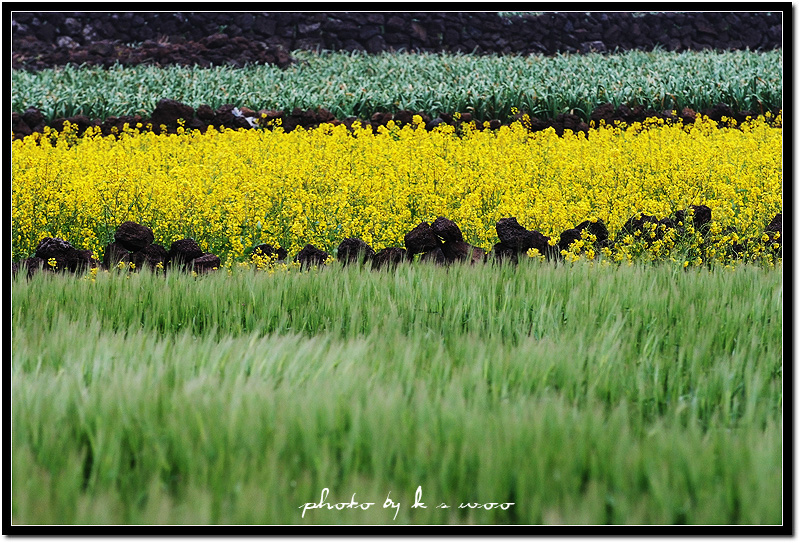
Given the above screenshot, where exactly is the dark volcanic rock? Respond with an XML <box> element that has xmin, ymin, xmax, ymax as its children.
<box><xmin>658</xmin><ymin>217</ymin><xmax>677</xmax><ymax>231</ymax></box>
<box><xmin>764</xmin><ymin>213</ymin><xmax>782</xmax><ymax>251</ymax></box>
<box><xmin>705</xmin><ymin>103</ymin><xmax>736</xmax><ymax>123</ymax></box>
<box><xmin>10</xmin><ymin>12</ymin><xmax>781</xmax><ymax>73</ymax></box>
<box><xmin>103</xmin><ymin>241</ymin><xmax>131</xmax><ymax>268</ymax></box>
<box><xmin>68</xmin><ymin>249</ymin><xmax>96</xmax><ymax>272</ymax></box>
<box><xmin>130</xmin><ymin>243</ymin><xmax>168</xmax><ymax>270</ymax></box>
<box><xmin>619</xmin><ymin>213</ymin><xmax>660</xmax><ymax>239</ymax></box>
<box><xmin>431</xmin><ymin>216</ymin><xmax>463</xmax><ymax>243</ymax></box>
<box><xmin>441</xmin><ymin>240</ymin><xmax>469</xmax><ymax>263</ymax></box>
<box><xmin>467</xmin><ymin>245</ymin><xmax>488</xmax><ymax>265</ymax></box>
<box><xmin>114</xmin><ymin>221</ymin><xmax>154</xmax><ymax>251</ymax></box>
<box><xmin>12</xmin><ymin>112</ymin><xmax>32</xmax><ymax>137</ymax></box>
<box><xmin>765</xmin><ymin>213</ymin><xmax>782</xmax><ymax>238</ymax></box>
<box><xmin>34</xmin><ymin>237</ymin><xmax>73</xmax><ymax>260</ymax></box>
<box><xmin>590</xmin><ymin>102</ymin><xmax>616</xmax><ymax>125</ymax></box>
<box><xmin>492</xmin><ymin>242</ymin><xmax>519</xmax><ymax>264</ymax></box>
<box><xmin>190</xmin><ymin>253</ymin><xmax>221</xmax><ymax>273</ymax></box>
<box><xmin>294</xmin><ymin>243</ymin><xmax>329</xmax><ymax>269</ymax></box>
<box><xmin>196</xmin><ymin>104</ymin><xmax>216</xmax><ymax>122</ymax></box>
<box><xmin>558</xmin><ymin>228</ymin><xmax>583</xmax><ymax>253</ymax></box>
<box><xmin>13</xmin><ymin>257</ymin><xmax>45</xmax><ymax>278</ymax></box>
<box><xmin>251</xmin><ymin>243</ymin><xmax>288</xmax><ymax>261</ymax></box>
<box><xmin>336</xmin><ymin>237</ymin><xmax>375</xmax><ymax>265</ymax></box>
<box><xmin>441</xmin><ymin>240</ymin><xmax>486</xmax><ymax>264</ymax></box>
<box><xmin>574</xmin><ymin>218</ymin><xmax>610</xmax><ymax>247</ymax></box>
<box><xmin>33</xmin><ymin>237</ymin><xmax>85</xmax><ymax>271</ymax></box>
<box><xmin>674</xmin><ymin>204</ymin><xmax>712</xmax><ymax>231</ymax></box>
<box><xmin>495</xmin><ymin>217</ymin><xmax>532</xmax><ymax>249</ymax></box>
<box><xmin>150</xmin><ymin>99</ymin><xmax>195</xmax><ymax>129</ymax></box>
<box><xmin>495</xmin><ymin>217</ymin><xmax>552</xmax><ymax>256</ymax></box>
<box><xmin>371</xmin><ymin>247</ymin><xmax>407</xmax><ymax>270</ymax></box>
<box><xmin>22</xmin><ymin>107</ymin><xmax>45</xmax><ymax>132</ymax></box>
<box><xmin>690</xmin><ymin>204</ymin><xmax>712</xmax><ymax>230</ymax></box>
<box><xmin>404</xmin><ymin>222</ymin><xmax>441</xmax><ymax>255</ymax></box>
<box><xmin>419</xmin><ymin>246</ymin><xmax>447</xmax><ymax>265</ymax></box>
<box><xmin>168</xmin><ymin>238</ymin><xmax>204</xmax><ymax>266</ymax></box>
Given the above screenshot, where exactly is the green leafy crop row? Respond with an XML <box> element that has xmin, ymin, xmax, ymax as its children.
<box><xmin>12</xmin><ymin>48</ymin><xmax>782</xmax><ymax>122</ymax></box>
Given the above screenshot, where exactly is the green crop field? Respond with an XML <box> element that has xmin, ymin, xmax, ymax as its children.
<box><xmin>12</xmin><ymin>48</ymin><xmax>782</xmax><ymax>122</ymax></box>
<box><xmin>11</xmin><ymin>260</ymin><xmax>782</xmax><ymax>524</ymax></box>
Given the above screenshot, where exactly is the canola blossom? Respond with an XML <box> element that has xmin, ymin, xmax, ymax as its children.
<box><xmin>11</xmin><ymin>115</ymin><xmax>782</xmax><ymax>266</ymax></box>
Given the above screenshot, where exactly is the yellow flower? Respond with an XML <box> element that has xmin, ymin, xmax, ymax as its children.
<box><xmin>10</xmin><ymin>114</ymin><xmax>781</xmax><ymax>267</ymax></box>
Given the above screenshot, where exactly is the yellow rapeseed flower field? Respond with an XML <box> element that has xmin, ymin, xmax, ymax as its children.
<box><xmin>11</xmin><ymin>115</ymin><xmax>781</xmax><ymax>266</ymax></box>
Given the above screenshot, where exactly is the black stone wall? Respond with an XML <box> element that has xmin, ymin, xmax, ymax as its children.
<box><xmin>12</xmin><ymin>11</ymin><xmax>783</xmax><ymax>56</ymax></box>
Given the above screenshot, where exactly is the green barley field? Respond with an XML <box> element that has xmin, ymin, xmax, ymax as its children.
<box><xmin>11</xmin><ymin>259</ymin><xmax>782</xmax><ymax>524</ymax></box>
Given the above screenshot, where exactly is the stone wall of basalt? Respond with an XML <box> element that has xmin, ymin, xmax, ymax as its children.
<box><xmin>12</xmin><ymin>209</ymin><xmax>783</xmax><ymax>279</ymax></box>
<box><xmin>12</xmin><ymin>11</ymin><xmax>782</xmax><ymax>67</ymax></box>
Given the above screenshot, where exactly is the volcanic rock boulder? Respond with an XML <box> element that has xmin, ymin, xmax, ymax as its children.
<box><xmin>22</xmin><ymin>107</ymin><xmax>45</xmax><ymax>133</ymax></box>
<box><xmin>657</xmin><ymin>216</ymin><xmax>678</xmax><ymax>232</ymax></box>
<box><xmin>558</xmin><ymin>228</ymin><xmax>583</xmax><ymax>253</ymax></box>
<box><xmin>680</xmin><ymin>107</ymin><xmax>698</xmax><ymax>124</ymax></box>
<box><xmin>294</xmin><ymin>244</ymin><xmax>329</xmax><ymax>269</ymax></box>
<box><xmin>214</xmin><ymin>104</ymin><xmax>251</xmax><ymax>130</ymax></box>
<box><xmin>495</xmin><ymin>217</ymin><xmax>553</xmax><ymax>257</ymax></box>
<box><xmin>392</xmin><ymin>110</ymin><xmax>415</xmax><ymax>126</ymax></box>
<box><xmin>440</xmin><ymin>240</ymin><xmax>464</xmax><ymax>263</ymax></box>
<box><xmin>371</xmin><ymin>247</ymin><xmax>407</xmax><ymax>270</ymax></box>
<box><xmin>765</xmin><ymin>213</ymin><xmax>782</xmax><ymax>241</ymax></box>
<box><xmin>336</xmin><ymin>237</ymin><xmax>375</xmax><ymax>266</ymax></box>
<box><xmin>763</xmin><ymin>212</ymin><xmax>782</xmax><ymax>255</ymax></box>
<box><xmin>68</xmin><ymin>249</ymin><xmax>97</xmax><ymax>272</ymax></box>
<box><xmin>419</xmin><ymin>246</ymin><xmax>447</xmax><ymax>265</ymax></box>
<box><xmin>196</xmin><ymin>104</ymin><xmax>216</xmax><ymax>123</ymax></box>
<box><xmin>496</xmin><ymin>217</ymin><xmax>532</xmax><ymax>249</ymax></box>
<box><xmin>12</xmin><ymin>113</ymin><xmax>32</xmax><ymax>137</ymax></box>
<box><xmin>619</xmin><ymin>213</ymin><xmax>659</xmax><ymax>239</ymax></box>
<box><xmin>574</xmin><ymin>219</ymin><xmax>610</xmax><ymax>248</ymax></box>
<box><xmin>440</xmin><ymin>240</ymin><xmax>486</xmax><ymax>264</ymax></box>
<box><xmin>150</xmin><ymin>99</ymin><xmax>195</xmax><ymax>130</ymax></box>
<box><xmin>251</xmin><ymin>243</ymin><xmax>288</xmax><ymax>261</ymax></box>
<box><xmin>168</xmin><ymin>238</ymin><xmax>204</xmax><ymax>267</ymax></box>
<box><xmin>690</xmin><ymin>205</ymin><xmax>712</xmax><ymax>230</ymax></box>
<box><xmin>191</xmin><ymin>253</ymin><xmax>221</xmax><ymax>273</ymax></box>
<box><xmin>12</xmin><ymin>257</ymin><xmax>45</xmax><ymax>278</ymax></box>
<box><xmin>103</xmin><ymin>241</ymin><xmax>131</xmax><ymax>269</ymax></box>
<box><xmin>431</xmin><ymin>216</ymin><xmax>463</xmax><ymax>243</ymax></box>
<box><xmin>706</xmin><ymin>103</ymin><xmax>736</xmax><ymax>124</ymax></box>
<box><xmin>130</xmin><ymin>243</ymin><xmax>168</xmax><ymax>270</ymax></box>
<box><xmin>674</xmin><ymin>205</ymin><xmax>712</xmax><ymax>232</ymax></box>
<box><xmin>114</xmin><ymin>221</ymin><xmax>154</xmax><ymax>252</ymax></box>
<box><xmin>34</xmin><ymin>237</ymin><xmax>89</xmax><ymax>271</ymax></box>
<box><xmin>617</xmin><ymin>212</ymin><xmax>678</xmax><ymax>243</ymax></box>
<box><xmin>466</xmin><ymin>245</ymin><xmax>487</xmax><ymax>265</ymax></box>
<box><xmin>590</xmin><ymin>102</ymin><xmax>616</xmax><ymax>125</ymax></box>
<box><xmin>492</xmin><ymin>242</ymin><xmax>519</xmax><ymax>265</ymax></box>
<box><xmin>404</xmin><ymin>222</ymin><xmax>441</xmax><ymax>255</ymax></box>
<box><xmin>34</xmin><ymin>236</ymin><xmax>72</xmax><ymax>260</ymax></box>
<box><xmin>692</xmin><ymin>205</ymin><xmax>712</xmax><ymax>230</ymax></box>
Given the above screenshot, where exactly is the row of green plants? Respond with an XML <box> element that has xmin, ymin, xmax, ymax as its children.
<box><xmin>12</xmin><ymin>260</ymin><xmax>782</xmax><ymax>524</ymax></box>
<box><xmin>12</xmin><ymin>48</ymin><xmax>782</xmax><ymax>122</ymax></box>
